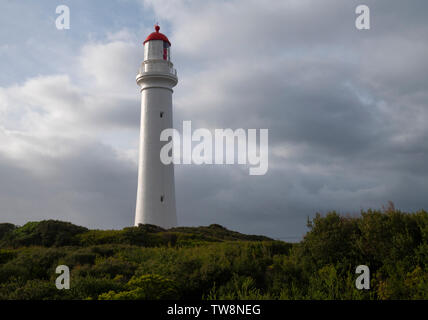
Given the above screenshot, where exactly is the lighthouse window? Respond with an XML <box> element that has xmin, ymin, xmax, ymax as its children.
<box><xmin>160</xmin><ymin>195</ymin><xmax>164</xmax><ymax>202</ymax></box>
<box><xmin>160</xmin><ymin>112</ymin><xmax>164</xmax><ymax>118</ymax></box>
<box><xmin>163</xmin><ymin>42</ymin><xmax>170</xmax><ymax>60</ymax></box>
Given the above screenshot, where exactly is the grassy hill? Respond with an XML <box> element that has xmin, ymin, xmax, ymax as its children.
<box><xmin>0</xmin><ymin>220</ymin><xmax>272</xmax><ymax>248</ymax></box>
<box><xmin>0</xmin><ymin>207</ymin><xmax>427</xmax><ymax>300</ymax></box>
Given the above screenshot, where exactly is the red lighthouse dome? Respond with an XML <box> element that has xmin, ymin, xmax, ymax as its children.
<box><xmin>143</xmin><ymin>25</ymin><xmax>171</xmax><ymax>46</ymax></box>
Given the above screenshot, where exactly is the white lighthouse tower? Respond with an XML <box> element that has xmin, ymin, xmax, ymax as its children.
<box><xmin>134</xmin><ymin>25</ymin><xmax>178</xmax><ymax>228</ymax></box>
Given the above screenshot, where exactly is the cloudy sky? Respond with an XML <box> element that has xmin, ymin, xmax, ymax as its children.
<box><xmin>0</xmin><ymin>0</ymin><xmax>427</xmax><ymax>240</ymax></box>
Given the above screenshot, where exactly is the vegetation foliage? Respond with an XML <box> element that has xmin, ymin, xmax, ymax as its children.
<box><xmin>0</xmin><ymin>205</ymin><xmax>427</xmax><ymax>300</ymax></box>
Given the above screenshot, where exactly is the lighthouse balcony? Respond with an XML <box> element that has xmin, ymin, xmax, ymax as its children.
<box><xmin>138</xmin><ymin>60</ymin><xmax>177</xmax><ymax>77</ymax></box>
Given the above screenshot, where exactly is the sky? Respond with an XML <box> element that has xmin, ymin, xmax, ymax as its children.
<box><xmin>0</xmin><ymin>0</ymin><xmax>427</xmax><ymax>241</ymax></box>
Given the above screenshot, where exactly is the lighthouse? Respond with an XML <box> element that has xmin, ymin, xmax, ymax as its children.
<box><xmin>134</xmin><ymin>25</ymin><xmax>178</xmax><ymax>228</ymax></box>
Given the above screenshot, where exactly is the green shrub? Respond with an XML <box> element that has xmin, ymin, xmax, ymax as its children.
<box><xmin>98</xmin><ymin>274</ymin><xmax>178</xmax><ymax>300</ymax></box>
<box><xmin>0</xmin><ymin>249</ymin><xmax>17</xmax><ymax>264</ymax></box>
<box><xmin>0</xmin><ymin>209</ymin><xmax>427</xmax><ymax>300</ymax></box>
<box><xmin>1</xmin><ymin>220</ymin><xmax>87</xmax><ymax>247</ymax></box>
<box><xmin>0</xmin><ymin>223</ymin><xmax>16</xmax><ymax>240</ymax></box>
<box><xmin>70</xmin><ymin>276</ymin><xmax>124</xmax><ymax>300</ymax></box>
<box><xmin>8</xmin><ymin>279</ymin><xmax>62</xmax><ymax>300</ymax></box>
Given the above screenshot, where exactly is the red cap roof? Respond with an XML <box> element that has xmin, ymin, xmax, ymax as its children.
<box><xmin>143</xmin><ymin>25</ymin><xmax>171</xmax><ymax>46</ymax></box>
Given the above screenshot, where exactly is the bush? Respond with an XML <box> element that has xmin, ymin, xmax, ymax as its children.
<box><xmin>0</xmin><ymin>223</ymin><xmax>16</xmax><ymax>240</ymax></box>
<box><xmin>8</xmin><ymin>279</ymin><xmax>61</xmax><ymax>300</ymax></box>
<box><xmin>1</xmin><ymin>220</ymin><xmax>88</xmax><ymax>247</ymax></box>
<box><xmin>98</xmin><ymin>274</ymin><xmax>178</xmax><ymax>300</ymax></box>
<box><xmin>71</xmin><ymin>276</ymin><xmax>124</xmax><ymax>300</ymax></box>
<box><xmin>0</xmin><ymin>209</ymin><xmax>427</xmax><ymax>300</ymax></box>
<box><xmin>0</xmin><ymin>249</ymin><xmax>17</xmax><ymax>264</ymax></box>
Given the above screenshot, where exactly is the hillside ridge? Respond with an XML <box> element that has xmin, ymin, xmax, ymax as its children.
<box><xmin>0</xmin><ymin>220</ymin><xmax>273</xmax><ymax>248</ymax></box>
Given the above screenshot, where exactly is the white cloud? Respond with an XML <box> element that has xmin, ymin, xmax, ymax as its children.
<box><xmin>79</xmin><ymin>39</ymin><xmax>141</xmax><ymax>92</ymax></box>
<box><xmin>0</xmin><ymin>34</ymin><xmax>142</xmax><ymax>228</ymax></box>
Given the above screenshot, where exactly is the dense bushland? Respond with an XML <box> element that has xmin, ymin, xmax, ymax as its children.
<box><xmin>0</xmin><ymin>206</ymin><xmax>427</xmax><ymax>300</ymax></box>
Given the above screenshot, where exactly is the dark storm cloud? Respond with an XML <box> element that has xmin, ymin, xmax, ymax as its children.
<box><xmin>163</xmin><ymin>0</ymin><xmax>428</xmax><ymax>238</ymax></box>
<box><xmin>0</xmin><ymin>136</ymin><xmax>137</xmax><ymax>229</ymax></box>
